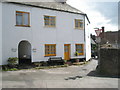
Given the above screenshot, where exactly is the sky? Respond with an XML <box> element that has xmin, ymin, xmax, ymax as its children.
<box><xmin>67</xmin><ymin>0</ymin><xmax>119</xmax><ymax>35</ymax></box>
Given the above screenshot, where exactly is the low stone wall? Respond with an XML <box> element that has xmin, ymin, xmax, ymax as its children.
<box><xmin>98</xmin><ymin>48</ymin><xmax>120</xmax><ymax>77</ymax></box>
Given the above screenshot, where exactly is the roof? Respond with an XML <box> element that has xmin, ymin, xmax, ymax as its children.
<box><xmin>101</xmin><ymin>31</ymin><xmax>119</xmax><ymax>44</ymax></box>
<box><xmin>3</xmin><ymin>1</ymin><xmax>90</xmax><ymax>23</ymax></box>
<box><xmin>91</xmin><ymin>38</ymin><xmax>96</xmax><ymax>44</ymax></box>
<box><xmin>91</xmin><ymin>35</ymin><xmax>97</xmax><ymax>44</ymax></box>
<box><xmin>8</xmin><ymin>2</ymin><xmax>85</xmax><ymax>14</ymax></box>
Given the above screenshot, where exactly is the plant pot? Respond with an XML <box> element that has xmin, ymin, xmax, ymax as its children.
<box><xmin>76</xmin><ymin>59</ymin><xmax>79</xmax><ymax>63</ymax></box>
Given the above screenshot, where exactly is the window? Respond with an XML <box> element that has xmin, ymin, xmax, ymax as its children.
<box><xmin>45</xmin><ymin>44</ymin><xmax>56</xmax><ymax>56</ymax></box>
<box><xmin>16</xmin><ymin>11</ymin><xmax>30</xmax><ymax>27</ymax></box>
<box><xmin>44</xmin><ymin>15</ymin><xmax>56</xmax><ymax>27</ymax></box>
<box><xmin>75</xmin><ymin>19</ymin><xmax>84</xmax><ymax>29</ymax></box>
<box><xmin>75</xmin><ymin>44</ymin><xmax>84</xmax><ymax>55</ymax></box>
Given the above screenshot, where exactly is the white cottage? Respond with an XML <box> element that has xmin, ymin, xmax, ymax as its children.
<box><xmin>0</xmin><ymin>1</ymin><xmax>91</xmax><ymax>65</ymax></box>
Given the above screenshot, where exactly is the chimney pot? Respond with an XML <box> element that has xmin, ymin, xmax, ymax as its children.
<box><xmin>101</xmin><ymin>26</ymin><xmax>105</xmax><ymax>38</ymax></box>
<box><xmin>102</xmin><ymin>27</ymin><xmax>105</xmax><ymax>33</ymax></box>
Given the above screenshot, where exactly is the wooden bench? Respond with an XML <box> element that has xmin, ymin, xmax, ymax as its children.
<box><xmin>48</xmin><ymin>57</ymin><xmax>64</xmax><ymax>65</ymax></box>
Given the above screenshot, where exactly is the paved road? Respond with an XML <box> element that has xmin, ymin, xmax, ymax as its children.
<box><xmin>1</xmin><ymin>59</ymin><xmax>119</xmax><ymax>88</ymax></box>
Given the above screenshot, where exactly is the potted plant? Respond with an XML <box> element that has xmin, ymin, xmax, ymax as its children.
<box><xmin>7</xmin><ymin>57</ymin><xmax>18</xmax><ymax>68</ymax></box>
<box><xmin>74</xmin><ymin>51</ymin><xmax>79</xmax><ymax>56</ymax></box>
<box><xmin>74</xmin><ymin>51</ymin><xmax>79</xmax><ymax>63</ymax></box>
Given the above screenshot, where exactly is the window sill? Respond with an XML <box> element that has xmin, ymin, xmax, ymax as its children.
<box><xmin>78</xmin><ymin>53</ymin><xmax>84</xmax><ymax>56</ymax></box>
<box><xmin>74</xmin><ymin>28</ymin><xmax>84</xmax><ymax>30</ymax></box>
<box><xmin>71</xmin><ymin>55</ymin><xmax>85</xmax><ymax>59</ymax></box>
<box><xmin>44</xmin><ymin>25</ymin><xmax>56</xmax><ymax>28</ymax></box>
<box><xmin>15</xmin><ymin>25</ymin><xmax>31</xmax><ymax>27</ymax></box>
<box><xmin>44</xmin><ymin>54</ymin><xmax>56</xmax><ymax>57</ymax></box>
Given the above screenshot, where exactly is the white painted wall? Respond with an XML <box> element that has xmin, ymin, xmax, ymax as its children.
<box><xmin>85</xmin><ymin>18</ymin><xmax>91</xmax><ymax>61</ymax></box>
<box><xmin>2</xmin><ymin>2</ymin><xmax>90</xmax><ymax>64</ymax></box>
<box><xmin>0</xmin><ymin>2</ymin><xmax>2</xmax><ymax>65</ymax></box>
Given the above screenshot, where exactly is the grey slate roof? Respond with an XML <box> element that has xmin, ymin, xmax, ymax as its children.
<box><xmin>8</xmin><ymin>2</ymin><xmax>85</xmax><ymax>15</ymax></box>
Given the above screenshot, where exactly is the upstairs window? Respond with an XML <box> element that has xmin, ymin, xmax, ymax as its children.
<box><xmin>16</xmin><ymin>11</ymin><xmax>30</xmax><ymax>27</ymax></box>
<box><xmin>45</xmin><ymin>44</ymin><xmax>56</xmax><ymax>56</ymax></box>
<box><xmin>75</xmin><ymin>44</ymin><xmax>84</xmax><ymax>55</ymax></box>
<box><xmin>75</xmin><ymin>19</ymin><xmax>84</xmax><ymax>29</ymax></box>
<box><xmin>44</xmin><ymin>15</ymin><xmax>56</xmax><ymax>27</ymax></box>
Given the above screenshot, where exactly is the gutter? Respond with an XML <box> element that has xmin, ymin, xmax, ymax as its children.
<box><xmin>85</xmin><ymin>14</ymin><xmax>90</xmax><ymax>24</ymax></box>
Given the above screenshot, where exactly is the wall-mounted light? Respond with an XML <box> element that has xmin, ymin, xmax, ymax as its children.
<box><xmin>11</xmin><ymin>48</ymin><xmax>17</xmax><ymax>52</ymax></box>
<box><xmin>32</xmin><ymin>48</ymin><xmax>37</xmax><ymax>52</ymax></box>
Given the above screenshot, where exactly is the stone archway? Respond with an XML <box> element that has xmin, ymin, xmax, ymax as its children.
<box><xmin>18</xmin><ymin>40</ymin><xmax>32</xmax><ymax>65</ymax></box>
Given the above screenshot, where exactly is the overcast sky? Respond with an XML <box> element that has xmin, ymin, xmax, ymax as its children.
<box><xmin>67</xmin><ymin>0</ymin><xmax>119</xmax><ymax>35</ymax></box>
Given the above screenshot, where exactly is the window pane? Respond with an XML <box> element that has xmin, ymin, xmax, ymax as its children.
<box><xmin>80</xmin><ymin>23</ymin><xmax>83</xmax><ymax>28</ymax></box>
<box><xmin>16</xmin><ymin>14</ymin><xmax>22</xmax><ymax>25</ymax></box>
<box><xmin>44</xmin><ymin>16</ymin><xmax>49</xmax><ymax>20</ymax></box>
<box><xmin>45</xmin><ymin>45</ymin><xmax>56</xmax><ymax>56</ymax></box>
<box><xmin>45</xmin><ymin>20</ymin><xmax>49</xmax><ymax>23</ymax></box>
<box><xmin>77</xmin><ymin>45</ymin><xmax>83</xmax><ymax>49</ymax></box>
<box><xmin>75</xmin><ymin>20</ymin><xmax>79</xmax><ymax>27</ymax></box>
<box><xmin>76</xmin><ymin>44</ymin><xmax>83</xmax><ymax>54</ymax></box>
<box><xmin>51</xmin><ymin>52</ymin><xmax>54</xmax><ymax>54</ymax></box>
<box><xmin>75</xmin><ymin>19</ymin><xmax>84</xmax><ymax>28</ymax></box>
<box><xmin>51</xmin><ymin>45</ymin><xmax>54</xmax><ymax>48</ymax></box>
<box><xmin>45</xmin><ymin>22</ymin><xmax>49</xmax><ymax>25</ymax></box>
<box><xmin>51</xmin><ymin>19</ymin><xmax>54</xmax><ymax>22</ymax></box>
<box><xmin>23</xmin><ymin>13</ymin><xmax>29</xmax><ymax>25</ymax></box>
<box><xmin>50</xmin><ymin>20</ymin><xmax>55</xmax><ymax>26</ymax></box>
<box><xmin>45</xmin><ymin>51</ymin><xmax>47</xmax><ymax>54</ymax></box>
<box><xmin>45</xmin><ymin>19</ymin><xmax>49</xmax><ymax>25</ymax></box>
<box><xmin>78</xmin><ymin>50</ymin><xmax>83</xmax><ymax>53</ymax></box>
<box><xmin>50</xmin><ymin>17</ymin><xmax>55</xmax><ymax>19</ymax></box>
<box><xmin>76</xmin><ymin>45</ymin><xmax>79</xmax><ymax>49</ymax></box>
<box><xmin>44</xmin><ymin>16</ymin><xmax>55</xmax><ymax>26</ymax></box>
<box><xmin>75</xmin><ymin>23</ymin><xmax>78</xmax><ymax>27</ymax></box>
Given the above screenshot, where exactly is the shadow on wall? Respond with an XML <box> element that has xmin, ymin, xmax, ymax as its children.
<box><xmin>89</xmin><ymin>48</ymin><xmax>120</xmax><ymax>78</ymax></box>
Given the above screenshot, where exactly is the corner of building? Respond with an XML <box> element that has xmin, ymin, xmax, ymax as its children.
<box><xmin>85</xmin><ymin>17</ymin><xmax>91</xmax><ymax>61</ymax></box>
<box><xmin>0</xmin><ymin>2</ymin><xmax>2</xmax><ymax>65</ymax></box>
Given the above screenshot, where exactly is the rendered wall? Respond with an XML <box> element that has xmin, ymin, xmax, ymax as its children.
<box><xmin>85</xmin><ymin>18</ymin><xmax>91</xmax><ymax>61</ymax></box>
<box><xmin>2</xmin><ymin>3</ymin><xmax>88</xmax><ymax>64</ymax></box>
<box><xmin>0</xmin><ymin>2</ymin><xmax>2</xmax><ymax>65</ymax></box>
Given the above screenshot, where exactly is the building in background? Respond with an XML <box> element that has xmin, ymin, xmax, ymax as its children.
<box><xmin>91</xmin><ymin>34</ymin><xmax>97</xmax><ymax>58</ymax></box>
<box><xmin>101</xmin><ymin>31</ymin><xmax>119</xmax><ymax>48</ymax></box>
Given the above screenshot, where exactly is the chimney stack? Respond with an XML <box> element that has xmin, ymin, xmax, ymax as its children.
<box><xmin>102</xmin><ymin>27</ymin><xmax>104</xmax><ymax>33</ymax></box>
<box><xmin>101</xmin><ymin>27</ymin><xmax>105</xmax><ymax>38</ymax></box>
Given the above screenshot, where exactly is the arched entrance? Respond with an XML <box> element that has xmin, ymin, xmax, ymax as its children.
<box><xmin>18</xmin><ymin>41</ymin><xmax>32</xmax><ymax>65</ymax></box>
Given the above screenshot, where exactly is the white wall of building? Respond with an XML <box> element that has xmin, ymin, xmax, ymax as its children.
<box><xmin>2</xmin><ymin>2</ymin><xmax>90</xmax><ymax>64</ymax></box>
<box><xmin>0</xmin><ymin>2</ymin><xmax>2</xmax><ymax>65</ymax></box>
<box><xmin>85</xmin><ymin>18</ymin><xmax>91</xmax><ymax>61</ymax></box>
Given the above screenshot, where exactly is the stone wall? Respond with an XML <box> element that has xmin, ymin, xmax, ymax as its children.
<box><xmin>98</xmin><ymin>48</ymin><xmax>120</xmax><ymax>77</ymax></box>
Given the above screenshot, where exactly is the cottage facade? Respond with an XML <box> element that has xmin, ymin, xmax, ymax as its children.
<box><xmin>0</xmin><ymin>1</ymin><xmax>91</xmax><ymax>65</ymax></box>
